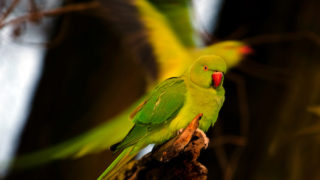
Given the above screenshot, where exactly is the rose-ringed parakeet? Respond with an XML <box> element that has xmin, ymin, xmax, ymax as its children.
<box><xmin>98</xmin><ymin>55</ymin><xmax>227</xmax><ymax>179</ymax></box>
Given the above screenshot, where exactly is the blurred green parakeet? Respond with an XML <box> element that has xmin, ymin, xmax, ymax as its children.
<box><xmin>13</xmin><ymin>0</ymin><xmax>252</xmax><ymax>168</ymax></box>
<box><xmin>135</xmin><ymin>0</ymin><xmax>252</xmax><ymax>83</ymax></box>
<box><xmin>98</xmin><ymin>55</ymin><xmax>226</xmax><ymax>179</ymax></box>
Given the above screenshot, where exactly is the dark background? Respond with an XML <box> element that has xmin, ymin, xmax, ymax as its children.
<box><xmin>5</xmin><ymin>0</ymin><xmax>320</xmax><ymax>179</ymax></box>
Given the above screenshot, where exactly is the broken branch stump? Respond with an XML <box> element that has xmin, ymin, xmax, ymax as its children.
<box><xmin>112</xmin><ymin>113</ymin><xmax>209</xmax><ymax>180</ymax></box>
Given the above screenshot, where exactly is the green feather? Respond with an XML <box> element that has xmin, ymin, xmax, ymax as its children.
<box><xmin>134</xmin><ymin>77</ymin><xmax>186</xmax><ymax>125</ymax></box>
<box><xmin>97</xmin><ymin>146</ymin><xmax>136</xmax><ymax>180</ymax></box>
<box><xmin>114</xmin><ymin>77</ymin><xmax>186</xmax><ymax>152</ymax></box>
<box><xmin>12</xmin><ymin>98</ymin><xmax>144</xmax><ymax>169</ymax></box>
<box><xmin>149</xmin><ymin>0</ymin><xmax>195</xmax><ymax>47</ymax></box>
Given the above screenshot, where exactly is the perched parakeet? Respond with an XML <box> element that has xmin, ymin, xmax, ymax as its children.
<box><xmin>98</xmin><ymin>55</ymin><xmax>227</xmax><ymax>179</ymax></box>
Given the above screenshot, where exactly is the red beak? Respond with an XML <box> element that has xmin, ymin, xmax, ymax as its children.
<box><xmin>238</xmin><ymin>45</ymin><xmax>254</xmax><ymax>55</ymax></box>
<box><xmin>212</xmin><ymin>72</ymin><xmax>223</xmax><ymax>88</ymax></box>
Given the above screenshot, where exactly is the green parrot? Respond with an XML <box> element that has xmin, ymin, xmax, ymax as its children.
<box><xmin>13</xmin><ymin>0</ymin><xmax>252</xmax><ymax>169</ymax></box>
<box><xmin>98</xmin><ymin>55</ymin><xmax>227</xmax><ymax>179</ymax></box>
<box><xmin>190</xmin><ymin>41</ymin><xmax>253</xmax><ymax>68</ymax></box>
<box><xmin>134</xmin><ymin>0</ymin><xmax>252</xmax><ymax>83</ymax></box>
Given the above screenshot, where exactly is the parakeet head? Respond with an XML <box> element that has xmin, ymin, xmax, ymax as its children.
<box><xmin>188</xmin><ymin>55</ymin><xmax>227</xmax><ymax>89</ymax></box>
<box><xmin>210</xmin><ymin>41</ymin><xmax>253</xmax><ymax>68</ymax></box>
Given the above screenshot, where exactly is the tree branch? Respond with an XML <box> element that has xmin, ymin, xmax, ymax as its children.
<box><xmin>0</xmin><ymin>0</ymin><xmax>20</xmax><ymax>23</ymax></box>
<box><xmin>243</xmin><ymin>31</ymin><xmax>320</xmax><ymax>47</ymax></box>
<box><xmin>110</xmin><ymin>113</ymin><xmax>209</xmax><ymax>180</ymax></box>
<box><xmin>0</xmin><ymin>1</ymin><xmax>100</xmax><ymax>29</ymax></box>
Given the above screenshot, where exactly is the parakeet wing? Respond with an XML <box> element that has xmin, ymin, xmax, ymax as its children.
<box><xmin>114</xmin><ymin>77</ymin><xmax>187</xmax><ymax>151</ymax></box>
<box><xmin>134</xmin><ymin>0</ymin><xmax>192</xmax><ymax>81</ymax></box>
<box><xmin>133</xmin><ymin>77</ymin><xmax>187</xmax><ymax>125</ymax></box>
<box><xmin>148</xmin><ymin>0</ymin><xmax>195</xmax><ymax>47</ymax></box>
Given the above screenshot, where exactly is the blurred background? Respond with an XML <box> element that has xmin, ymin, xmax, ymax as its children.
<box><xmin>1</xmin><ymin>0</ymin><xmax>320</xmax><ymax>179</ymax></box>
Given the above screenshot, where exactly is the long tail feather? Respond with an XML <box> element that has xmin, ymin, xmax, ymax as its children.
<box><xmin>12</xmin><ymin>97</ymin><xmax>146</xmax><ymax>170</ymax></box>
<box><xmin>97</xmin><ymin>146</ymin><xmax>137</xmax><ymax>180</ymax></box>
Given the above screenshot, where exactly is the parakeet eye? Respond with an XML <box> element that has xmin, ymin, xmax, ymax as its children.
<box><xmin>203</xmin><ymin>65</ymin><xmax>208</xmax><ymax>71</ymax></box>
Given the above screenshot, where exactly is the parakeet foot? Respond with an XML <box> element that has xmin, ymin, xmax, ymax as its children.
<box><xmin>153</xmin><ymin>113</ymin><xmax>203</xmax><ymax>162</ymax></box>
<box><xmin>195</xmin><ymin>128</ymin><xmax>209</xmax><ymax>149</ymax></box>
<box><xmin>177</xmin><ymin>128</ymin><xmax>184</xmax><ymax>135</ymax></box>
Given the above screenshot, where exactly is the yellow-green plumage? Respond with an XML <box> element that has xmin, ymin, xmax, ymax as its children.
<box><xmin>98</xmin><ymin>55</ymin><xmax>226</xmax><ymax>179</ymax></box>
<box><xmin>190</xmin><ymin>41</ymin><xmax>250</xmax><ymax>68</ymax></box>
<box><xmin>13</xmin><ymin>0</ymin><xmax>250</xmax><ymax>169</ymax></box>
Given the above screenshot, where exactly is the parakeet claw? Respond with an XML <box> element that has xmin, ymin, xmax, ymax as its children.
<box><xmin>195</xmin><ymin>128</ymin><xmax>209</xmax><ymax>149</ymax></box>
<box><xmin>177</xmin><ymin>128</ymin><xmax>184</xmax><ymax>135</ymax></box>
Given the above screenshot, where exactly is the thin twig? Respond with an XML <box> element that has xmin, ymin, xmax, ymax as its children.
<box><xmin>212</xmin><ymin>125</ymin><xmax>229</xmax><ymax>171</ymax></box>
<box><xmin>211</xmin><ymin>135</ymin><xmax>247</xmax><ymax>147</ymax></box>
<box><xmin>28</xmin><ymin>0</ymin><xmax>38</xmax><ymax>13</ymax></box>
<box><xmin>225</xmin><ymin>73</ymin><xmax>250</xmax><ymax>137</ymax></box>
<box><xmin>243</xmin><ymin>31</ymin><xmax>320</xmax><ymax>47</ymax></box>
<box><xmin>0</xmin><ymin>0</ymin><xmax>20</xmax><ymax>23</ymax></box>
<box><xmin>224</xmin><ymin>147</ymin><xmax>244</xmax><ymax>180</ymax></box>
<box><xmin>226</xmin><ymin>26</ymin><xmax>248</xmax><ymax>40</ymax></box>
<box><xmin>0</xmin><ymin>1</ymin><xmax>100</xmax><ymax>29</ymax></box>
<box><xmin>28</xmin><ymin>0</ymin><xmax>40</xmax><ymax>23</ymax></box>
<box><xmin>214</xmin><ymin>144</ymin><xmax>228</xmax><ymax>171</ymax></box>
